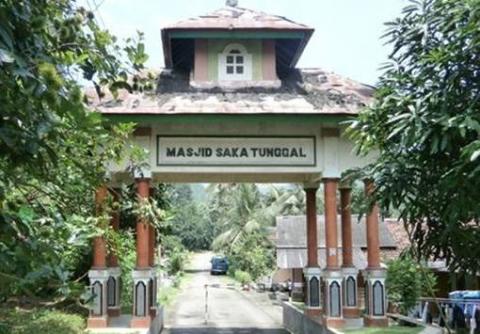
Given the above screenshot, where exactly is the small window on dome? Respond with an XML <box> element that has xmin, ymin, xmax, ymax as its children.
<box><xmin>219</xmin><ymin>44</ymin><xmax>252</xmax><ymax>81</ymax></box>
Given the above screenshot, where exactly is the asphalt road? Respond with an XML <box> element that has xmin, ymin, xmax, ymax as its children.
<box><xmin>164</xmin><ymin>252</ymin><xmax>288</xmax><ymax>334</ymax></box>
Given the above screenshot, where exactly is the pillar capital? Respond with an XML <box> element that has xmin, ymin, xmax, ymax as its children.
<box><xmin>134</xmin><ymin>168</ymin><xmax>152</xmax><ymax>179</ymax></box>
<box><xmin>303</xmin><ymin>181</ymin><xmax>320</xmax><ymax>190</ymax></box>
<box><xmin>339</xmin><ymin>180</ymin><xmax>353</xmax><ymax>190</ymax></box>
<box><xmin>322</xmin><ymin>177</ymin><xmax>341</xmax><ymax>182</ymax></box>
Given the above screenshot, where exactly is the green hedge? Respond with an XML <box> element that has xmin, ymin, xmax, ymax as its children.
<box><xmin>0</xmin><ymin>309</ymin><xmax>85</xmax><ymax>334</ymax></box>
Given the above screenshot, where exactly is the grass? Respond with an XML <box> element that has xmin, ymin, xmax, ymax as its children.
<box><xmin>343</xmin><ymin>324</ymin><xmax>423</xmax><ymax>334</ymax></box>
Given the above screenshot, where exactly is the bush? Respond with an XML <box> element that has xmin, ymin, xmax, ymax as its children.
<box><xmin>163</xmin><ymin>235</ymin><xmax>189</xmax><ymax>276</ymax></box>
<box><xmin>234</xmin><ymin>270</ymin><xmax>252</xmax><ymax>285</ymax></box>
<box><xmin>386</xmin><ymin>254</ymin><xmax>437</xmax><ymax>315</ymax></box>
<box><xmin>0</xmin><ymin>309</ymin><xmax>85</xmax><ymax>334</ymax></box>
<box><xmin>21</xmin><ymin>311</ymin><xmax>84</xmax><ymax>334</ymax></box>
<box><xmin>167</xmin><ymin>250</ymin><xmax>187</xmax><ymax>275</ymax></box>
<box><xmin>116</xmin><ymin>231</ymin><xmax>136</xmax><ymax>312</ymax></box>
<box><xmin>226</xmin><ymin>233</ymin><xmax>275</xmax><ymax>281</ymax></box>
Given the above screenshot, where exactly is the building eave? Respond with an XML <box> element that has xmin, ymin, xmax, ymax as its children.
<box><xmin>161</xmin><ymin>27</ymin><xmax>315</xmax><ymax>69</ymax></box>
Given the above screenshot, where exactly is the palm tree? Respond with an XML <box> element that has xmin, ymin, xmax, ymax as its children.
<box><xmin>208</xmin><ymin>183</ymin><xmax>311</xmax><ymax>251</ymax></box>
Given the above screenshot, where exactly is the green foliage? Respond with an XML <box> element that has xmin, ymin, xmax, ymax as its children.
<box><xmin>226</xmin><ymin>233</ymin><xmax>275</xmax><ymax>281</ymax></box>
<box><xmin>234</xmin><ymin>270</ymin><xmax>252</xmax><ymax>285</ymax></box>
<box><xmin>116</xmin><ymin>231</ymin><xmax>136</xmax><ymax>311</ymax></box>
<box><xmin>162</xmin><ymin>235</ymin><xmax>189</xmax><ymax>276</ymax></box>
<box><xmin>386</xmin><ymin>254</ymin><xmax>437</xmax><ymax>315</ymax></box>
<box><xmin>20</xmin><ymin>311</ymin><xmax>85</xmax><ymax>334</ymax></box>
<box><xmin>0</xmin><ymin>0</ymin><xmax>150</xmax><ymax>304</ymax></box>
<box><xmin>348</xmin><ymin>0</ymin><xmax>480</xmax><ymax>274</ymax></box>
<box><xmin>167</xmin><ymin>251</ymin><xmax>187</xmax><ymax>276</ymax></box>
<box><xmin>208</xmin><ymin>184</ymin><xmax>303</xmax><ymax>281</ymax></box>
<box><xmin>0</xmin><ymin>308</ymin><xmax>84</xmax><ymax>334</ymax></box>
<box><xmin>170</xmin><ymin>184</ymin><xmax>217</xmax><ymax>250</ymax></box>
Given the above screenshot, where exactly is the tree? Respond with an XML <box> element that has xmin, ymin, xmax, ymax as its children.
<box><xmin>349</xmin><ymin>0</ymin><xmax>480</xmax><ymax>274</ymax></box>
<box><xmin>386</xmin><ymin>254</ymin><xmax>436</xmax><ymax>315</ymax></box>
<box><xmin>0</xmin><ymin>1</ymin><xmax>149</xmax><ymax>303</ymax></box>
<box><xmin>208</xmin><ymin>184</ymin><xmax>293</xmax><ymax>280</ymax></box>
<box><xmin>170</xmin><ymin>185</ymin><xmax>217</xmax><ymax>250</ymax></box>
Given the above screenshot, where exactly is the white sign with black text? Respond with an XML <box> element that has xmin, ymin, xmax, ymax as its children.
<box><xmin>157</xmin><ymin>136</ymin><xmax>316</xmax><ymax>167</ymax></box>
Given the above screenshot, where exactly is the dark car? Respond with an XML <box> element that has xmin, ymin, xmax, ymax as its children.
<box><xmin>210</xmin><ymin>256</ymin><xmax>228</xmax><ymax>275</ymax></box>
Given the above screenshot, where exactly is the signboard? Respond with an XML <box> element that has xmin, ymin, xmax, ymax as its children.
<box><xmin>157</xmin><ymin>136</ymin><xmax>316</xmax><ymax>167</ymax></box>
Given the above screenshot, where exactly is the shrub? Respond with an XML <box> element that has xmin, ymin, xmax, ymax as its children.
<box><xmin>226</xmin><ymin>233</ymin><xmax>275</xmax><ymax>281</ymax></box>
<box><xmin>116</xmin><ymin>231</ymin><xmax>136</xmax><ymax>311</ymax></box>
<box><xmin>21</xmin><ymin>311</ymin><xmax>84</xmax><ymax>334</ymax></box>
<box><xmin>0</xmin><ymin>309</ymin><xmax>85</xmax><ymax>334</ymax></box>
<box><xmin>167</xmin><ymin>250</ymin><xmax>187</xmax><ymax>275</ymax></box>
<box><xmin>386</xmin><ymin>254</ymin><xmax>437</xmax><ymax>315</ymax></box>
<box><xmin>234</xmin><ymin>270</ymin><xmax>252</xmax><ymax>285</ymax></box>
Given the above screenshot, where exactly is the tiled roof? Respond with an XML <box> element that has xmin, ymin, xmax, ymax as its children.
<box><xmin>163</xmin><ymin>6</ymin><xmax>312</xmax><ymax>31</ymax></box>
<box><xmin>277</xmin><ymin>247</ymin><xmax>369</xmax><ymax>270</ymax></box>
<box><xmin>275</xmin><ymin>214</ymin><xmax>395</xmax><ymax>269</ymax></box>
<box><xmin>275</xmin><ymin>214</ymin><xmax>397</xmax><ymax>249</ymax></box>
<box><xmin>90</xmin><ymin>68</ymin><xmax>374</xmax><ymax>116</ymax></box>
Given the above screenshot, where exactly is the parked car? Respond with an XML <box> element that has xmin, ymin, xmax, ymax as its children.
<box><xmin>210</xmin><ymin>256</ymin><xmax>228</xmax><ymax>275</ymax></box>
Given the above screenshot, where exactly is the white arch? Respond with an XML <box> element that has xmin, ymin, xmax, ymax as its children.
<box><xmin>222</xmin><ymin>43</ymin><xmax>249</xmax><ymax>55</ymax></box>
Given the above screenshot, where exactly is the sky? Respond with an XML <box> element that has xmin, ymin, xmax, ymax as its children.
<box><xmin>82</xmin><ymin>0</ymin><xmax>407</xmax><ymax>85</ymax></box>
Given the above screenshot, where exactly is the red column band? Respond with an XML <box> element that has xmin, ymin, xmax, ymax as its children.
<box><xmin>364</xmin><ymin>180</ymin><xmax>381</xmax><ymax>268</ymax></box>
<box><xmin>340</xmin><ymin>187</ymin><xmax>353</xmax><ymax>267</ymax></box>
<box><xmin>93</xmin><ymin>186</ymin><xmax>108</xmax><ymax>269</ymax></box>
<box><xmin>324</xmin><ymin>178</ymin><xmax>339</xmax><ymax>269</ymax></box>
<box><xmin>136</xmin><ymin>178</ymin><xmax>151</xmax><ymax>269</ymax></box>
<box><xmin>305</xmin><ymin>187</ymin><xmax>318</xmax><ymax>267</ymax></box>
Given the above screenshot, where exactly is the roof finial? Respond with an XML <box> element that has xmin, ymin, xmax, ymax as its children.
<box><xmin>226</xmin><ymin>0</ymin><xmax>238</xmax><ymax>7</ymax></box>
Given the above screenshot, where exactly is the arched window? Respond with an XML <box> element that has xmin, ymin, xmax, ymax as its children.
<box><xmin>107</xmin><ymin>276</ymin><xmax>116</xmax><ymax>307</ymax></box>
<box><xmin>346</xmin><ymin>276</ymin><xmax>357</xmax><ymax>307</ymax></box>
<box><xmin>329</xmin><ymin>281</ymin><xmax>341</xmax><ymax>317</ymax></box>
<box><xmin>309</xmin><ymin>276</ymin><xmax>320</xmax><ymax>307</ymax></box>
<box><xmin>218</xmin><ymin>44</ymin><xmax>252</xmax><ymax>81</ymax></box>
<box><xmin>91</xmin><ymin>281</ymin><xmax>103</xmax><ymax>316</ymax></box>
<box><xmin>135</xmin><ymin>281</ymin><xmax>147</xmax><ymax>317</ymax></box>
<box><xmin>373</xmin><ymin>280</ymin><xmax>385</xmax><ymax>316</ymax></box>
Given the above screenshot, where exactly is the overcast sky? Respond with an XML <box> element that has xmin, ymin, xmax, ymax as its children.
<box><xmin>82</xmin><ymin>0</ymin><xmax>407</xmax><ymax>85</ymax></box>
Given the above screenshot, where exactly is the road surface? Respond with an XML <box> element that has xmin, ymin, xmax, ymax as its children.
<box><xmin>164</xmin><ymin>252</ymin><xmax>288</xmax><ymax>334</ymax></box>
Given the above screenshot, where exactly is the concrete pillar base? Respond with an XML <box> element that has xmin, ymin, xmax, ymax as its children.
<box><xmin>87</xmin><ymin>316</ymin><xmax>108</xmax><ymax>328</ymax></box>
<box><xmin>303</xmin><ymin>267</ymin><xmax>322</xmax><ymax>309</ymax></box>
<box><xmin>342</xmin><ymin>266</ymin><xmax>359</xmax><ymax>317</ymax></box>
<box><xmin>132</xmin><ymin>268</ymin><xmax>156</xmax><ymax>321</ymax></box>
<box><xmin>363</xmin><ymin>268</ymin><xmax>387</xmax><ymax>321</ymax></box>
<box><xmin>324</xmin><ymin>317</ymin><xmax>345</xmax><ymax>328</ymax></box>
<box><xmin>364</xmin><ymin>316</ymin><xmax>389</xmax><ymax>327</ymax></box>
<box><xmin>107</xmin><ymin>307</ymin><xmax>121</xmax><ymax>317</ymax></box>
<box><xmin>304</xmin><ymin>307</ymin><xmax>322</xmax><ymax>319</ymax></box>
<box><xmin>88</xmin><ymin>269</ymin><xmax>110</xmax><ymax>328</ymax></box>
<box><xmin>107</xmin><ymin>267</ymin><xmax>121</xmax><ymax>318</ymax></box>
<box><xmin>343</xmin><ymin>307</ymin><xmax>361</xmax><ymax>318</ymax></box>
<box><xmin>130</xmin><ymin>316</ymin><xmax>152</xmax><ymax>328</ymax></box>
<box><xmin>323</xmin><ymin>269</ymin><xmax>344</xmax><ymax>319</ymax></box>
